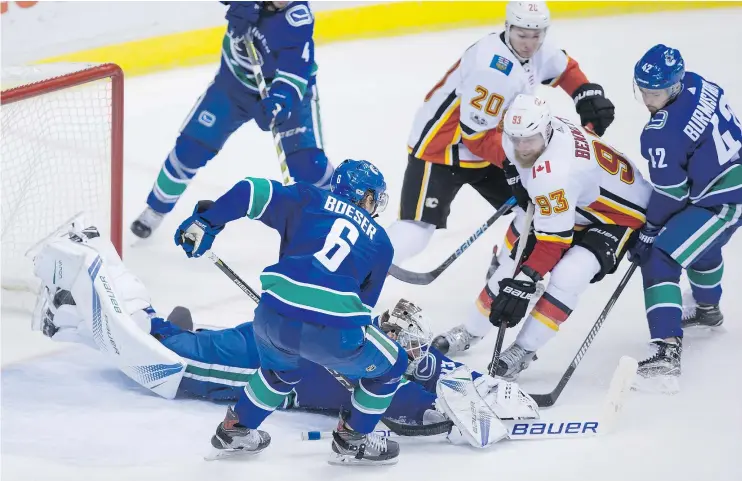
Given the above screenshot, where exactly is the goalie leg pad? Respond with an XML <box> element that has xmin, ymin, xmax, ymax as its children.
<box><xmin>32</xmin><ymin>237</ymin><xmax>186</xmax><ymax>399</ymax></box>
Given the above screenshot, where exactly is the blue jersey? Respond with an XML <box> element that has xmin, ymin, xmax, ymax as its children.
<box><xmin>217</xmin><ymin>2</ymin><xmax>317</xmax><ymax>104</ymax></box>
<box><xmin>641</xmin><ymin>72</ymin><xmax>742</xmax><ymax>226</ymax></box>
<box><xmin>162</xmin><ymin>320</ymin><xmax>473</xmax><ymax>424</ymax></box>
<box><xmin>203</xmin><ymin>178</ymin><xmax>394</xmax><ymax>328</ymax></box>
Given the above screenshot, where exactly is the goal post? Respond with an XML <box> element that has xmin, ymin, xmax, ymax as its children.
<box><xmin>1</xmin><ymin>63</ymin><xmax>124</xmax><ymax>293</ymax></box>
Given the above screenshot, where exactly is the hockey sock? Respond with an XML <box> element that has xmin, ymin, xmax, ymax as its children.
<box><xmin>236</xmin><ymin>368</ymin><xmax>299</xmax><ymax>429</ymax></box>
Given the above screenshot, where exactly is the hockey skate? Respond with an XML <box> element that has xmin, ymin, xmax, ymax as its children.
<box><xmin>431</xmin><ymin>324</ymin><xmax>482</xmax><ymax>355</ymax></box>
<box><xmin>329</xmin><ymin>419</ymin><xmax>400</xmax><ymax>466</ymax></box>
<box><xmin>130</xmin><ymin>207</ymin><xmax>165</xmax><ymax>239</ymax></box>
<box><xmin>682</xmin><ymin>303</ymin><xmax>724</xmax><ymax>329</ymax></box>
<box><xmin>489</xmin><ymin>342</ymin><xmax>537</xmax><ymax>381</ymax></box>
<box><xmin>633</xmin><ymin>338</ymin><xmax>682</xmax><ymax>394</ymax></box>
<box><xmin>205</xmin><ymin>406</ymin><xmax>271</xmax><ymax>460</ymax></box>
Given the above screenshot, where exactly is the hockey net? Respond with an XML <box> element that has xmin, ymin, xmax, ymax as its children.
<box><xmin>1</xmin><ymin>63</ymin><xmax>124</xmax><ymax>299</ymax></box>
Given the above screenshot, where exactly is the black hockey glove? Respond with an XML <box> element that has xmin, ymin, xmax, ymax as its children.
<box><xmin>489</xmin><ymin>273</ymin><xmax>538</xmax><ymax>328</ymax></box>
<box><xmin>572</xmin><ymin>83</ymin><xmax>615</xmax><ymax>136</ymax></box>
<box><xmin>503</xmin><ymin>159</ymin><xmax>530</xmax><ymax>211</ymax></box>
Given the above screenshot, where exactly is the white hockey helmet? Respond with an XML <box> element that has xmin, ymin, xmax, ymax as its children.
<box><xmin>504</xmin><ymin>94</ymin><xmax>552</xmax><ymax>163</ymax></box>
<box><xmin>505</xmin><ymin>2</ymin><xmax>551</xmax><ymax>60</ymax></box>
<box><xmin>379</xmin><ymin>299</ymin><xmax>433</xmax><ymax>363</ymax></box>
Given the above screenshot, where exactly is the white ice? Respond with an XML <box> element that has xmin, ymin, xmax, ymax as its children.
<box><xmin>3</xmin><ymin>9</ymin><xmax>742</xmax><ymax>481</ymax></box>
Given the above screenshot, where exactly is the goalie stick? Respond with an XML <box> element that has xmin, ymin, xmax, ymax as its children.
<box><xmin>388</xmin><ymin>197</ymin><xmax>517</xmax><ymax>285</ymax></box>
<box><xmin>243</xmin><ymin>37</ymin><xmax>292</xmax><ymax>186</ymax></box>
<box><xmin>529</xmin><ymin>262</ymin><xmax>638</xmax><ymax>408</ymax></box>
<box><xmin>301</xmin><ymin>354</ymin><xmax>638</xmax><ymax>442</ymax></box>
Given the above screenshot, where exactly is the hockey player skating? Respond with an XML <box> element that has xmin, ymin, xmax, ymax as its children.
<box><xmin>30</xmin><ymin>228</ymin><xmax>540</xmax><ymax>463</ymax></box>
<box><xmin>387</xmin><ymin>1</ymin><xmax>616</xmax><ymax>274</ymax></box>
<box><xmin>628</xmin><ymin>45</ymin><xmax>742</xmax><ymax>393</ymax></box>
<box><xmin>171</xmin><ymin>158</ymin><xmax>416</xmax><ymax>464</ymax></box>
<box><xmin>436</xmin><ymin>95</ymin><xmax>652</xmax><ymax>380</ymax></box>
<box><xmin>131</xmin><ymin>1</ymin><xmax>332</xmax><ymax>239</ymax></box>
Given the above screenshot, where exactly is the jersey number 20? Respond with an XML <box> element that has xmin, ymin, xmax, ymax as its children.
<box><xmin>314</xmin><ymin>219</ymin><xmax>359</xmax><ymax>272</ymax></box>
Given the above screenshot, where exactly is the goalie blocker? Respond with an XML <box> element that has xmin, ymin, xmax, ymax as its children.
<box><xmin>31</xmin><ymin>228</ymin><xmax>186</xmax><ymax>399</ymax></box>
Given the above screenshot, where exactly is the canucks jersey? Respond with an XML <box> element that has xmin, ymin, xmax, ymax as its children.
<box><xmin>408</xmin><ymin>32</ymin><xmax>588</xmax><ymax>168</ymax></box>
<box><xmin>218</xmin><ymin>2</ymin><xmax>318</xmax><ymax>103</ymax></box>
<box><xmin>641</xmin><ymin>72</ymin><xmax>742</xmax><ymax>226</ymax></box>
<box><xmin>166</xmin><ymin>320</ymin><xmax>471</xmax><ymax>424</ymax></box>
<box><xmin>201</xmin><ymin>178</ymin><xmax>394</xmax><ymax>328</ymax></box>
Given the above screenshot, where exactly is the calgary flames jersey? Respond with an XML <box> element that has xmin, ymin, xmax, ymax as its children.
<box><xmin>407</xmin><ymin>32</ymin><xmax>588</xmax><ymax>169</ymax></box>
<box><xmin>503</xmin><ymin>117</ymin><xmax>652</xmax><ymax>277</ymax></box>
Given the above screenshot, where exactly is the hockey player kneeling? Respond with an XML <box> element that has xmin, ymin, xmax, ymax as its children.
<box><xmin>435</xmin><ymin>94</ymin><xmax>652</xmax><ymax>379</ymax></box>
<box><xmin>30</xmin><ymin>227</ymin><xmax>540</xmax><ymax>463</ymax></box>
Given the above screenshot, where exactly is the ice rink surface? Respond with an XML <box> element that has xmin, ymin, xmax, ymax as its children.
<box><xmin>2</xmin><ymin>9</ymin><xmax>742</xmax><ymax>481</ymax></box>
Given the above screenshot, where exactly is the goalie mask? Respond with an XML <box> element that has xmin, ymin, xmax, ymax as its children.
<box><xmin>378</xmin><ymin>299</ymin><xmax>433</xmax><ymax>363</ymax></box>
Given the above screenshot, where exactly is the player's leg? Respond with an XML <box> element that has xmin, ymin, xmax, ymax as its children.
<box><xmin>300</xmin><ymin>322</ymin><xmax>408</xmax><ymax>465</ymax></box>
<box><xmin>158</xmin><ymin>322</ymin><xmax>263</xmax><ymax>401</ymax></box>
<box><xmin>494</xmin><ymin>225</ymin><xmax>632</xmax><ymax>378</ymax></box>
<box><xmin>635</xmin><ymin>205</ymin><xmax>741</xmax><ymax>392</ymax></box>
<box><xmin>131</xmin><ymin>82</ymin><xmax>247</xmax><ymax>238</ymax></box>
<box><xmin>208</xmin><ymin>303</ymin><xmax>305</xmax><ymax>458</ymax></box>
<box><xmin>386</xmin><ymin>156</ymin><xmax>461</xmax><ymax>265</ymax></box>
<box><xmin>432</xmin><ymin>206</ymin><xmax>531</xmax><ymax>356</ymax></box>
<box><xmin>681</xmin><ymin>224</ymin><xmax>739</xmax><ymax>328</ymax></box>
<box><xmin>277</xmin><ymin>84</ymin><xmax>334</xmax><ymax>188</ymax></box>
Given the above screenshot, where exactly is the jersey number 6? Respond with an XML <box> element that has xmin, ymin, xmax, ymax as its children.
<box><xmin>314</xmin><ymin>219</ymin><xmax>359</xmax><ymax>272</ymax></box>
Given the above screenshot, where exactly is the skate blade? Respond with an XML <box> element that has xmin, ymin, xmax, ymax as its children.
<box><xmin>328</xmin><ymin>452</ymin><xmax>398</xmax><ymax>466</ymax></box>
<box><xmin>204</xmin><ymin>446</ymin><xmax>265</xmax><ymax>461</ymax></box>
<box><xmin>631</xmin><ymin>374</ymin><xmax>680</xmax><ymax>395</ymax></box>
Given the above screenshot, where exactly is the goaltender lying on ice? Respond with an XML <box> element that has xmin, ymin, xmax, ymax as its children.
<box><xmin>29</xmin><ymin>225</ymin><xmax>631</xmax><ymax>448</ymax></box>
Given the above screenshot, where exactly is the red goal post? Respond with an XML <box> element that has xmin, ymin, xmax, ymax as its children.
<box><xmin>1</xmin><ymin>63</ymin><xmax>124</xmax><ymax>292</ymax></box>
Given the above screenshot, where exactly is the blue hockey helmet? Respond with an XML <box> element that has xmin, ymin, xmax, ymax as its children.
<box><xmin>634</xmin><ymin>44</ymin><xmax>685</xmax><ymax>89</ymax></box>
<box><xmin>634</xmin><ymin>44</ymin><xmax>685</xmax><ymax>112</ymax></box>
<box><xmin>330</xmin><ymin>159</ymin><xmax>388</xmax><ymax>216</ymax></box>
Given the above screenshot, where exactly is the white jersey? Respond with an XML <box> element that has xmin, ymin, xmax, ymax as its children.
<box><xmin>408</xmin><ymin>32</ymin><xmax>584</xmax><ymax>168</ymax></box>
<box><xmin>504</xmin><ymin>117</ymin><xmax>652</xmax><ymax>248</ymax></box>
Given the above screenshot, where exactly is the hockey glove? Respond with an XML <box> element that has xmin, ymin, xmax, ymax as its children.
<box><xmin>174</xmin><ymin>200</ymin><xmax>225</xmax><ymax>258</ymax></box>
<box><xmin>253</xmin><ymin>84</ymin><xmax>296</xmax><ymax>131</ymax></box>
<box><xmin>572</xmin><ymin>83</ymin><xmax>615</xmax><ymax>136</ymax></box>
<box><xmin>490</xmin><ymin>272</ymin><xmax>537</xmax><ymax>328</ymax></box>
<box><xmin>503</xmin><ymin>159</ymin><xmax>530</xmax><ymax>211</ymax></box>
<box><xmin>225</xmin><ymin>1</ymin><xmax>261</xmax><ymax>39</ymax></box>
<box><xmin>628</xmin><ymin>222</ymin><xmax>662</xmax><ymax>265</ymax></box>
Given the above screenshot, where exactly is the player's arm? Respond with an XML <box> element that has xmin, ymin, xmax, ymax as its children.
<box><xmin>541</xmin><ymin>45</ymin><xmax>615</xmax><ymax>136</ymax></box>
<box><xmin>521</xmin><ymin>166</ymin><xmax>577</xmax><ymax>279</ymax></box>
<box><xmin>458</xmin><ymin>60</ymin><xmax>514</xmax><ymax>167</ymax></box>
<box><xmin>359</xmin><ymin>239</ymin><xmax>394</xmax><ymax>310</ymax></box>
<box><xmin>175</xmin><ymin>178</ymin><xmax>306</xmax><ymax>258</ymax></box>
<box><xmin>641</xmin><ymin>130</ymin><xmax>690</xmax><ymax>226</ymax></box>
<box><xmin>270</xmin><ymin>3</ymin><xmax>315</xmax><ymax>104</ymax></box>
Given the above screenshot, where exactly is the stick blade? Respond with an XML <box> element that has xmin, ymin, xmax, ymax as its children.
<box><xmin>600</xmin><ymin>355</ymin><xmax>638</xmax><ymax>433</ymax></box>
<box><xmin>388</xmin><ymin>264</ymin><xmax>437</xmax><ymax>285</ymax></box>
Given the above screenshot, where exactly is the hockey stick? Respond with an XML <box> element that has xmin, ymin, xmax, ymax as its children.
<box><xmin>529</xmin><ymin>262</ymin><xmax>639</xmax><ymax>408</ymax></box>
<box><xmin>302</xmin><ymin>354</ymin><xmax>638</xmax><ymax>442</ymax></box>
<box><xmin>388</xmin><ymin>197</ymin><xmax>517</xmax><ymax>285</ymax></box>
<box><xmin>242</xmin><ymin>37</ymin><xmax>292</xmax><ymax>186</ymax></box>
<box><xmin>488</xmin><ymin>202</ymin><xmax>535</xmax><ymax>377</ymax></box>
<box><xmin>205</xmin><ymin>250</ymin><xmax>451</xmax><ymax>436</ymax></box>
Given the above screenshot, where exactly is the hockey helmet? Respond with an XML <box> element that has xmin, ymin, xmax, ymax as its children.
<box><xmin>634</xmin><ymin>44</ymin><xmax>685</xmax><ymax>112</ymax></box>
<box><xmin>330</xmin><ymin>159</ymin><xmax>388</xmax><ymax>216</ymax></box>
<box><xmin>505</xmin><ymin>1</ymin><xmax>551</xmax><ymax>60</ymax></box>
